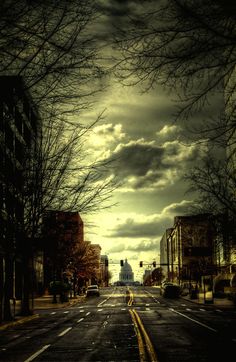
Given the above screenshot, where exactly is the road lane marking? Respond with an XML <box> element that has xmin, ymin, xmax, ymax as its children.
<box><xmin>169</xmin><ymin>308</ymin><xmax>217</xmax><ymax>332</ymax></box>
<box><xmin>50</xmin><ymin>312</ymin><xmax>56</xmax><ymax>315</ymax></box>
<box><xmin>63</xmin><ymin>311</ymin><xmax>69</xmax><ymax>314</ymax></box>
<box><xmin>77</xmin><ymin>318</ymin><xmax>84</xmax><ymax>323</ymax></box>
<box><xmin>215</xmin><ymin>309</ymin><xmax>222</xmax><ymax>312</ymax></box>
<box><xmin>103</xmin><ymin>321</ymin><xmax>108</xmax><ymax>328</ymax></box>
<box><xmin>98</xmin><ymin>309</ymin><xmax>103</xmax><ymax>312</ymax></box>
<box><xmin>97</xmin><ymin>289</ymin><xmax>116</xmax><ymax>307</ymax></box>
<box><xmin>132</xmin><ymin>309</ymin><xmax>159</xmax><ymax>362</ymax></box>
<box><xmin>146</xmin><ymin>308</ymin><xmax>150</xmax><ymax>311</ymax></box>
<box><xmin>129</xmin><ymin>309</ymin><xmax>146</xmax><ymax>362</ymax></box>
<box><xmin>199</xmin><ymin>309</ymin><xmax>206</xmax><ymax>312</ymax></box>
<box><xmin>186</xmin><ymin>308</ymin><xmax>192</xmax><ymax>311</ymax></box>
<box><xmin>79</xmin><ymin>309</ymin><xmax>84</xmax><ymax>313</ymax></box>
<box><xmin>58</xmin><ymin>327</ymin><xmax>72</xmax><ymax>337</ymax></box>
<box><xmin>86</xmin><ymin>312</ymin><xmax>90</xmax><ymax>316</ymax></box>
<box><xmin>127</xmin><ymin>290</ymin><xmax>134</xmax><ymax>306</ymax></box>
<box><xmin>24</xmin><ymin>344</ymin><xmax>51</xmax><ymax>362</ymax></box>
<box><xmin>97</xmin><ymin>298</ymin><xmax>109</xmax><ymax>307</ymax></box>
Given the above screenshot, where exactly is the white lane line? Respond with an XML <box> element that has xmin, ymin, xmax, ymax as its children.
<box><xmin>79</xmin><ymin>310</ymin><xmax>84</xmax><ymax>313</ymax></box>
<box><xmin>97</xmin><ymin>289</ymin><xmax>116</xmax><ymax>307</ymax></box>
<box><xmin>77</xmin><ymin>318</ymin><xmax>84</xmax><ymax>323</ymax></box>
<box><xmin>50</xmin><ymin>312</ymin><xmax>56</xmax><ymax>315</ymax></box>
<box><xmin>215</xmin><ymin>309</ymin><xmax>222</xmax><ymax>312</ymax></box>
<box><xmin>97</xmin><ymin>309</ymin><xmax>103</xmax><ymax>312</ymax></box>
<box><xmin>63</xmin><ymin>311</ymin><xmax>69</xmax><ymax>314</ymax></box>
<box><xmin>146</xmin><ymin>308</ymin><xmax>150</xmax><ymax>311</ymax></box>
<box><xmin>58</xmin><ymin>327</ymin><xmax>72</xmax><ymax>337</ymax></box>
<box><xmin>146</xmin><ymin>304</ymin><xmax>150</xmax><ymax>306</ymax></box>
<box><xmin>121</xmin><ymin>308</ymin><xmax>126</xmax><ymax>310</ymax></box>
<box><xmin>181</xmin><ymin>304</ymin><xmax>186</xmax><ymax>306</ymax></box>
<box><xmin>199</xmin><ymin>308</ymin><xmax>206</xmax><ymax>312</ymax></box>
<box><xmin>170</xmin><ymin>308</ymin><xmax>217</xmax><ymax>333</ymax></box>
<box><xmin>103</xmin><ymin>321</ymin><xmax>108</xmax><ymax>328</ymax></box>
<box><xmin>24</xmin><ymin>344</ymin><xmax>51</xmax><ymax>362</ymax></box>
<box><xmin>186</xmin><ymin>308</ymin><xmax>192</xmax><ymax>311</ymax></box>
<box><xmin>86</xmin><ymin>312</ymin><xmax>90</xmax><ymax>316</ymax></box>
<box><xmin>97</xmin><ymin>298</ymin><xmax>109</xmax><ymax>307</ymax></box>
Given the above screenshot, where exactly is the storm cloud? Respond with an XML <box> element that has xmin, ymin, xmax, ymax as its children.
<box><xmin>108</xmin><ymin>136</ymin><xmax>205</xmax><ymax>191</ymax></box>
<box><xmin>107</xmin><ymin>214</ymin><xmax>172</xmax><ymax>238</ymax></box>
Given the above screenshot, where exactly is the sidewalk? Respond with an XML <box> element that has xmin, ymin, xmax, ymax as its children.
<box><xmin>0</xmin><ymin>294</ymin><xmax>85</xmax><ymax>331</ymax></box>
<box><xmin>181</xmin><ymin>292</ymin><xmax>235</xmax><ymax>308</ymax></box>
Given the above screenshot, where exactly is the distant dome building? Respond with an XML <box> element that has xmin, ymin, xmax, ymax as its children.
<box><xmin>119</xmin><ymin>259</ymin><xmax>134</xmax><ymax>285</ymax></box>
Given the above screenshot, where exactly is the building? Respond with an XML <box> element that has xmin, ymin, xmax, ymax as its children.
<box><xmin>100</xmin><ymin>255</ymin><xmax>109</xmax><ymax>287</ymax></box>
<box><xmin>160</xmin><ymin>214</ymin><xmax>214</xmax><ymax>287</ymax></box>
<box><xmin>0</xmin><ymin>76</ymin><xmax>41</xmax><ymax>320</ymax></box>
<box><xmin>160</xmin><ymin>228</ymin><xmax>173</xmax><ymax>280</ymax></box>
<box><xmin>119</xmin><ymin>259</ymin><xmax>134</xmax><ymax>285</ymax></box>
<box><xmin>87</xmin><ymin>243</ymin><xmax>101</xmax><ymax>285</ymax></box>
<box><xmin>42</xmin><ymin>210</ymin><xmax>84</xmax><ymax>288</ymax></box>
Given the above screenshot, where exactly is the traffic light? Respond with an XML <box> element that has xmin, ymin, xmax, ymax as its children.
<box><xmin>139</xmin><ymin>261</ymin><xmax>143</xmax><ymax>267</ymax></box>
<box><xmin>120</xmin><ymin>260</ymin><xmax>124</xmax><ymax>266</ymax></box>
<box><xmin>153</xmin><ymin>261</ymin><xmax>156</xmax><ymax>268</ymax></box>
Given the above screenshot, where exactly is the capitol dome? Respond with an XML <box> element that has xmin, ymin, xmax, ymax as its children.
<box><xmin>119</xmin><ymin>259</ymin><xmax>134</xmax><ymax>284</ymax></box>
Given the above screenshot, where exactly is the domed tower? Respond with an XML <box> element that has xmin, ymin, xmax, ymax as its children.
<box><xmin>119</xmin><ymin>259</ymin><xmax>134</xmax><ymax>285</ymax></box>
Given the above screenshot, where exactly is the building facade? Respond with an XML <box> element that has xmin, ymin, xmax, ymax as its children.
<box><xmin>160</xmin><ymin>214</ymin><xmax>214</xmax><ymax>286</ymax></box>
<box><xmin>0</xmin><ymin>76</ymin><xmax>40</xmax><ymax>320</ymax></box>
<box><xmin>100</xmin><ymin>255</ymin><xmax>109</xmax><ymax>287</ymax></box>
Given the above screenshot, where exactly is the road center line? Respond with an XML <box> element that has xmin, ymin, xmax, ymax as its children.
<box><xmin>169</xmin><ymin>308</ymin><xmax>217</xmax><ymax>332</ymax></box>
<box><xmin>24</xmin><ymin>344</ymin><xmax>51</xmax><ymax>362</ymax></box>
<box><xmin>86</xmin><ymin>312</ymin><xmax>90</xmax><ymax>316</ymax></box>
<box><xmin>58</xmin><ymin>327</ymin><xmax>72</xmax><ymax>337</ymax></box>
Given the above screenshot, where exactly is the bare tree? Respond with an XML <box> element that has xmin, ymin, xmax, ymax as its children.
<box><xmin>115</xmin><ymin>0</ymin><xmax>236</xmax><ymax>142</ymax></box>
<box><xmin>0</xmin><ymin>1</ymin><xmax>117</xmax><ymax>318</ymax></box>
<box><xmin>0</xmin><ymin>0</ymin><xmax>105</xmax><ymax>121</ymax></box>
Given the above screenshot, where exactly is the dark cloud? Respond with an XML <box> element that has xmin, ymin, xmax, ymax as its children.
<box><xmin>107</xmin><ymin>239</ymin><xmax>159</xmax><ymax>253</ymax></box>
<box><xmin>107</xmin><ymin>215</ymin><xmax>171</xmax><ymax>238</ymax></box>
<box><xmin>163</xmin><ymin>200</ymin><xmax>197</xmax><ymax>215</ymax></box>
<box><xmin>113</xmin><ymin>141</ymin><xmax>164</xmax><ymax>178</ymax></box>
<box><xmin>97</xmin><ymin>0</ymin><xmax>131</xmax><ymax>17</ymax></box>
<box><xmin>106</xmin><ymin>138</ymin><xmax>205</xmax><ymax>190</ymax></box>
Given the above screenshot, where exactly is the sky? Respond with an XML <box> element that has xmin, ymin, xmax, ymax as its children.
<box><xmin>80</xmin><ymin>1</ymin><xmax>221</xmax><ymax>283</ymax></box>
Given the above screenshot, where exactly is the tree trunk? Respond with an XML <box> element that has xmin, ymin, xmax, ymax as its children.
<box><xmin>3</xmin><ymin>255</ymin><xmax>13</xmax><ymax>321</ymax></box>
<box><xmin>20</xmin><ymin>252</ymin><xmax>33</xmax><ymax>316</ymax></box>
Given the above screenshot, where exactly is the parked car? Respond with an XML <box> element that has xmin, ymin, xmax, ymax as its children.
<box><xmin>160</xmin><ymin>281</ymin><xmax>174</xmax><ymax>296</ymax></box>
<box><xmin>162</xmin><ymin>283</ymin><xmax>181</xmax><ymax>298</ymax></box>
<box><xmin>86</xmin><ymin>285</ymin><xmax>100</xmax><ymax>297</ymax></box>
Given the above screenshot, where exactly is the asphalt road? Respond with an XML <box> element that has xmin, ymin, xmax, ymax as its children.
<box><xmin>0</xmin><ymin>286</ymin><xmax>235</xmax><ymax>362</ymax></box>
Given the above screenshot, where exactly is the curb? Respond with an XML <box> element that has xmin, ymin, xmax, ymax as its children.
<box><xmin>181</xmin><ymin>296</ymin><xmax>235</xmax><ymax>308</ymax></box>
<box><xmin>0</xmin><ymin>314</ymin><xmax>39</xmax><ymax>331</ymax></box>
